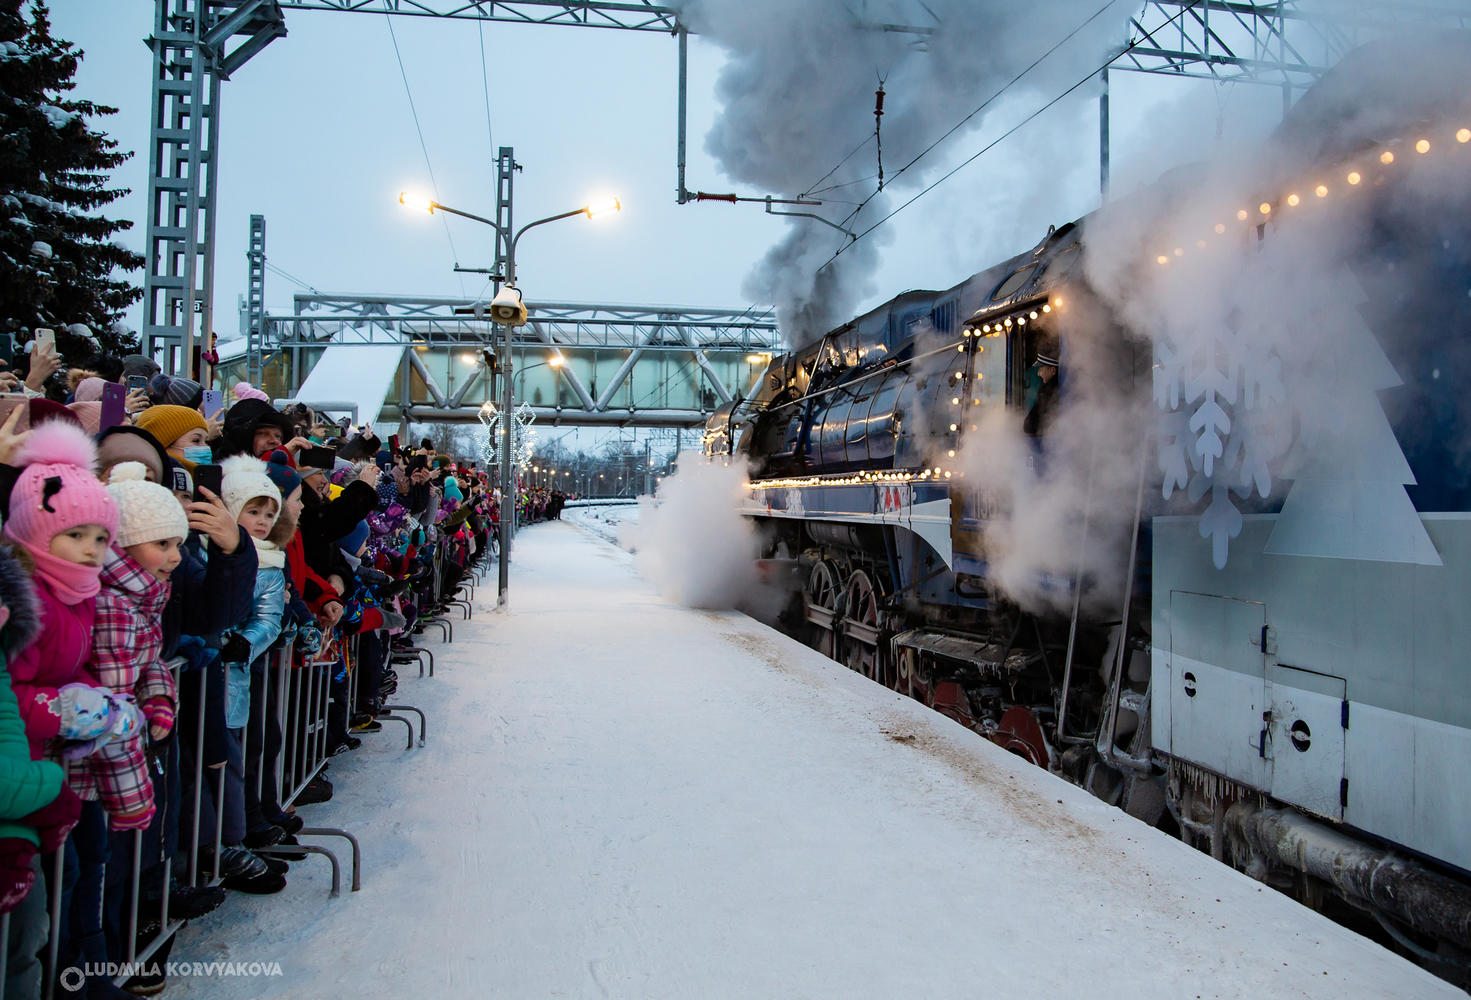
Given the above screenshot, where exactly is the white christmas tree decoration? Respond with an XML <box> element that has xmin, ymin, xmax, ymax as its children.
<box><xmin>1264</xmin><ymin>269</ymin><xmax>1441</xmax><ymax>565</ymax></box>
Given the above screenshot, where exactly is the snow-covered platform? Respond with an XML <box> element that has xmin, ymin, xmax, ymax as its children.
<box><xmin>171</xmin><ymin>521</ymin><xmax>1457</xmax><ymax>998</ymax></box>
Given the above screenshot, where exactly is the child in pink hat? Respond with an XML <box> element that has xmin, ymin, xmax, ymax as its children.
<box><xmin>0</xmin><ymin>421</ymin><xmax>144</xmax><ymax>991</ymax></box>
<box><xmin>2</xmin><ymin>422</ymin><xmax>141</xmax><ymax>758</ymax></box>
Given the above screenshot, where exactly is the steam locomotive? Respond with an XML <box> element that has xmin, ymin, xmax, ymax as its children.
<box><xmin>704</xmin><ymin>40</ymin><xmax>1471</xmax><ymax>981</ymax></box>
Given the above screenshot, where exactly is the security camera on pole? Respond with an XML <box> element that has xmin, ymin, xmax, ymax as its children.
<box><xmin>398</xmin><ymin>167</ymin><xmax>620</xmax><ymax>608</ymax></box>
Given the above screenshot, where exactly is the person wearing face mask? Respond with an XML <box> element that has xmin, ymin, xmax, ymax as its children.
<box><xmin>134</xmin><ymin>404</ymin><xmax>214</xmax><ymax>469</ymax></box>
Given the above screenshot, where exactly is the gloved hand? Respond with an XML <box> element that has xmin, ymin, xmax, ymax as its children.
<box><xmin>105</xmin><ymin>695</ymin><xmax>143</xmax><ymax>742</ymax></box>
<box><xmin>296</xmin><ymin>623</ymin><xmax>323</xmax><ymax>656</ymax></box>
<box><xmin>141</xmin><ymin>697</ymin><xmax>175</xmax><ymax>741</ymax></box>
<box><xmin>18</xmin><ymin>783</ymin><xmax>82</xmax><ymax>853</ymax></box>
<box><xmin>218</xmin><ymin>633</ymin><xmax>251</xmax><ymax>665</ymax></box>
<box><xmin>59</xmin><ymin>693</ymin><xmax>142</xmax><ymax>759</ymax></box>
<box><xmin>0</xmin><ymin>838</ymin><xmax>37</xmax><ymax>914</ymax></box>
<box><xmin>381</xmin><ymin>610</ymin><xmax>406</xmax><ymax>632</ymax></box>
<box><xmin>55</xmin><ymin>683</ymin><xmax>115</xmax><ymax>740</ymax></box>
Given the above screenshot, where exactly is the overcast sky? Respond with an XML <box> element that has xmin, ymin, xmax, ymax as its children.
<box><xmin>50</xmin><ymin>2</ymin><xmax>1284</xmax><ymax>344</ymax></box>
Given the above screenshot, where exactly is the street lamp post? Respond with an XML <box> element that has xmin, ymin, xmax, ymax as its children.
<box><xmin>399</xmin><ymin>190</ymin><xmax>619</xmax><ymax>607</ymax></box>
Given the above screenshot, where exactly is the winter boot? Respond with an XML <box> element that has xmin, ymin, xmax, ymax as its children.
<box><xmin>349</xmin><ymin>713</ymin><xmax>382</xmax><ymax>733</ymax></box>
<box><xmin>254</xmin><ymin>850</ymin><xmax>291</xmax><ymax>876</ymax></box>
<box><xmin>270</xmin><ymin>812</ymin><xmax>304</xmax><ymax>835</ymax></box>
<box><xmin>258</xmin><ymin>834</ymin><xmax>308</xmax><ymax>862</ymax></box>
<box><xmin>218</xmin><ymin>849</ymin><xmax>286</xmax><ymax>894</ymax></box>
<box><xmin>294</xmin><ymin>776</ymin><xmax>333</xmax><ymax>805</ymax></box>
<box><xmin>123</xmin><ymin>931</ymin><xmax>176</xmax><ymax>995</ymax></box>
<box><xmin>168</xmin><ymin>881</ymin><xmax>227</xmax><ymax>920</ymax></box>
<box><xmin>76</xmin><ymin>930</ymin><xmax>133</xmax><ymax>999</ymax></box>
<box><xmin>242</xmin><ymin>824</ymin><xmax>287</xmax><ymax>849</ymax></box>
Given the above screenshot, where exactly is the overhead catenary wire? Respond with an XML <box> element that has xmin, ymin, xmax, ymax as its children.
<box><xmin>800</xmin><ymin>133</ymin><xmax>876</xmax><ymax>199</ymax></box>
<box><xmin>805</xmin><ymin>174</ymin><xmax>881</xmax><ymax>198</ymax></box>
<box><xmin>475</xmin><ymin>18</ymin><xmax>497</xmax><ymax>306</ymax></box>
<box><xmin>477</xmin><ymin>18</ymin><xmax>495</xmax><ymax>158</ymax></box>
<box><xmin>833</xmin><ymin>0</ymin><xmax>1128</xmax><ymax>234</ymax></box>
<box><xmin>822</xmin><ymin>68</ymin><xmax>1102</xmax><ymax>271</ymax></box>
<box><xmin>264</xmin><ymin>261</ymin><xmax>320</xmax><ymax>295</ymax></box>
<box><xmin>819</xmin><ymin>0</ymin><xmax>1195</xmax><ymax>273</ymax></box>
<box><xmin>384</xmin><ymin>13</ymin><xmax>466</xmax><ymax>295</ymax></box>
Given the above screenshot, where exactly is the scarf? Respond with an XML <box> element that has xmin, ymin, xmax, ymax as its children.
<box><xmin>253</xmin><ymin>535</ymin><xmax>287</xmax><ymax>570</ymax></box>
<box><xmin>16</xmin><ymin>541</ymin><xmax>102</xmax><ymax>604</ymax></box>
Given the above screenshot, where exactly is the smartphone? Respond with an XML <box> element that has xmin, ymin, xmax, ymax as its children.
<box><xmin>126</xmin><ymin>374</ymin><xmax>148</xmax><ymax>394</ymax></box>
<box><xmin>0</xmin><ymin>393</ymin><xmax>29</xmax><ymax>432</ymax></box>
<box><xmin>33</xmin><ymin>328</ymin><xmax>55</xmax><ymax>353</ymax></box>
<box><xmin>408</xmin><ymin>454</ymin><xmax>428</xmax><ymax>473</ymax></box>
<box><xmin>99</xmin><ymin>382</ymin><xmax>127</xmax><ymax>431</ymax></box>
<box><xmin>300</xmin><ymin>446</ymin><xmax>336</xmax><ymax>470</ymax></box>
<box><xmin>389</xmin><ymin>434</ymin><xmax>400</xmax><ymax>455</ymax></box>
<box><xmin>193</xmin><ymin>463</ymin><xmax>222</xmax><ymax>502</ymax></box>
<box><xmin>201</xmin><ymin>388</ymin><xmax>224</xmax><ymax>420</ymax></box>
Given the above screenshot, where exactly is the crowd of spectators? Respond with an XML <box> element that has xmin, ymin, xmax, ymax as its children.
<box><xmin>517</xmin><ymin>485</ymin><xmax>567</xmax><ymax>524</ymax></box>
<box><xmin>0</xmin><ymin>334</ymin><xmax>494</xmax><ymax>997</ymax></box>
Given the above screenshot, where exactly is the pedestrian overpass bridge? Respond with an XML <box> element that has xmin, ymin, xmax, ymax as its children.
<box><xmin>216</xmin><ymin>292</ymin><xmax>782</xmax><ymax>429</ymax></box>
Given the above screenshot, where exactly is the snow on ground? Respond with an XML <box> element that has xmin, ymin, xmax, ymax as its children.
<box><xmin>166</xmin><ymin>522</ymin><xmax>1456</xmax><ymax>999</ymax></box>
<box><xmin>564</xmin><ymin>500</ymin><xmax>640</xmax><ymax>548</ymax></box>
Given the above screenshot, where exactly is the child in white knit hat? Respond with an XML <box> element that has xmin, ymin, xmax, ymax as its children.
<box><xmin>209</xmin><ymin>456</ymin><xmax>290</xmax><ymax>892</ymax></box>
<box><xmin>71</xmin><ymin>461</ymin><xmax>190</xmax><ymax>835</ymax></box>
<box><xmin>217</xmin><ymin>456</ymin><xmax>284</xmax><ymax>730</ymax></box>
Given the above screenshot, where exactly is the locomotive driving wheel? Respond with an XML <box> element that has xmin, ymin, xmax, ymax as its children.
<box><xmin>841</xmin><ymin>569</ymin><xmax>884</xmax><ymax>683</ymax></box>
<box><xmin>893</xmin><ymin>644</ymin><xmax>933</xmax><ymax>702</ymax></box>
<box><xmin>894</xmin><ymin>645</ymin><xmax>915</xmax><ymax>696</ymax></box>
<box><xmin>803</xmin><ymin>561</ymin><xmax>841</xmax><ymax>660</ymax></box>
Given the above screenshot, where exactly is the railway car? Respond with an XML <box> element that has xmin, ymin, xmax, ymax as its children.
<box><xmin>706</xmin><ymin>38</ymin><xmax>1471</xmax><ymax>982</ymax></box>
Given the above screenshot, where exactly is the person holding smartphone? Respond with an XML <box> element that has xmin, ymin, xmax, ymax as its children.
<box><xmin>123</xmin><ymin>375</ymin><xmax>151</xmax><ymax>418</ymax></box>
<box><xmin>16</xmin><ymin>332</ymin><xmax>62</xmax><ymax>399</ymax></box>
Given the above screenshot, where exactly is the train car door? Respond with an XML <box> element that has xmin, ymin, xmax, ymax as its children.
<box><xmin>1167</xmin><ymin>592</ymin><xmax>1272</xmax><ymax>791</ymax></box>
<box><xmin>1267</xmin><ymin>664</ymin><xmax>1347</xmax><ymax>821</ymax></box>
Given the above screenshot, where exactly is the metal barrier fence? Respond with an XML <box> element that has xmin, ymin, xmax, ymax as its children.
<box><xmin>0</xmin><ymin>512</ymin><xmax>491</xmax><ymax>997</ymax></box>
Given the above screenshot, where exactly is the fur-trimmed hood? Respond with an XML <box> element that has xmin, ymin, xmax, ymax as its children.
<box><xmin>0</xmin><ymin>542</ymin><xmax>41</xmax><ymax>655</ymax></box>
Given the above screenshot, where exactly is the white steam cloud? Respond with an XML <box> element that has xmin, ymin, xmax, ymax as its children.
<box><xmin>679</xmin><ymin>0</ymin><xmax>1127</xmax><ymax>343</ymax></box>
<box><xmin>625</xmin><ymin>457</ymin><xmax>764</xmax><ymax>609</ymax></box>
<box><xmin>957</xmin><ymin>32</ymin><xmax>1471</xmax><ymax>609</ymax></box>
<box><xmin>955</xmin><ymin>296</ymin><xmax>1152</xmax><ymax>615</ymax></box>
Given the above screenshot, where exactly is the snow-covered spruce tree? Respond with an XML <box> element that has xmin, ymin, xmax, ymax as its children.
<box><xmin>0</xmin><ymin>0</ymin><xmax>142</xmax><ymax>366</ymax></box>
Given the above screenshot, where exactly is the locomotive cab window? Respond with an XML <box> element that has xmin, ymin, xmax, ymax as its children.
<box><xmin>972</xmin><ymin>327</ymin><xmax>1006</xmax><ymax>410</ymax></box>
<box><xmin>990</xmin><ymin>264</ymin><xmax>1035</xmax><ymax>302</ymax></box>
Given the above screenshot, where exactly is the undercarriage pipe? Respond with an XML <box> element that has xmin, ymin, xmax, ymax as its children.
<box><xmin>1225</xmin><ymin>802</ymin><xmax>1471</xmax><ymax>948</ymax></box>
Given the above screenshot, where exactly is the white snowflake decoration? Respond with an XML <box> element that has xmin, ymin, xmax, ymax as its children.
<box><xmin>477</xmin><ymin>402</ymin><xmax>539</xmax><ymax>473</ymax></box>
<box><xmin>1155</xmin><ymin>262</ymin><xmax>1436</xmax><ymax>569</ymax></box>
